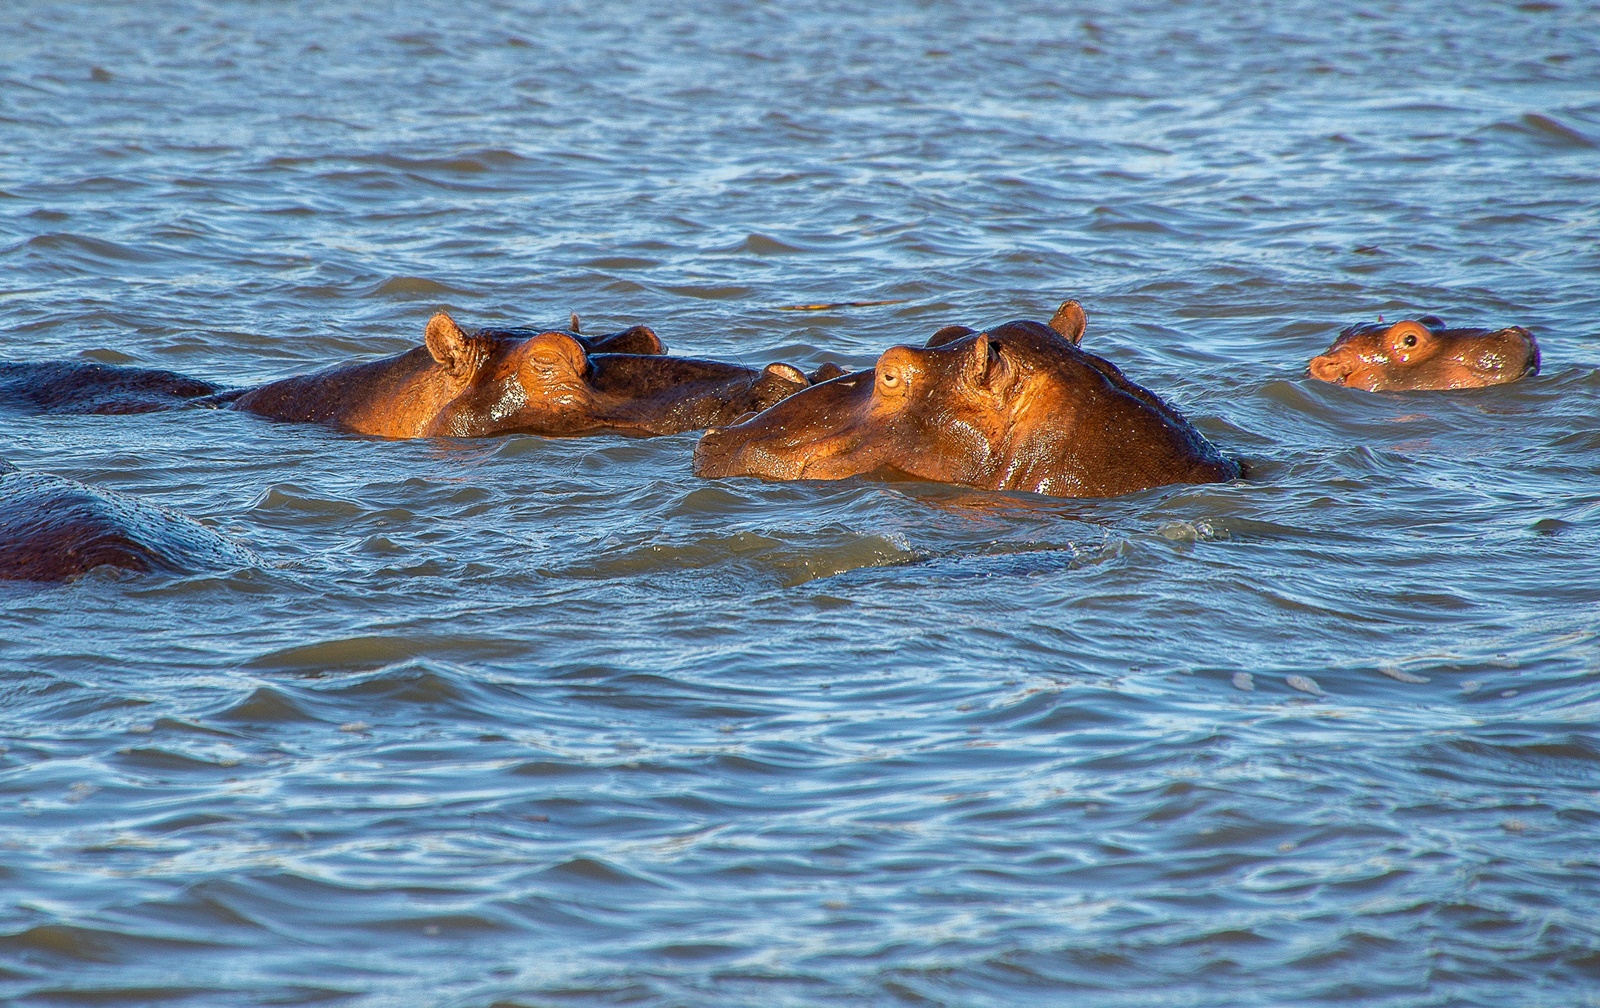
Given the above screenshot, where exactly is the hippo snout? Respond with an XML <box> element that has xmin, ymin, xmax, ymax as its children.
<box><xmin>692</xmin><ymin>428</ymin><xmax>737</xmax><ymax>478</ymax></box>
<box><xmin>1515</xmin><ymin>327</ymin><xmax>1540</xmax><ymax>377</ymax></box>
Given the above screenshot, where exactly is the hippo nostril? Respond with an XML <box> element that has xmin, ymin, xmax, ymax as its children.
<box><xmin>1308</xmin><ymin>355</ymin><xmax>1350</xmax><ymax>384</ymax></box>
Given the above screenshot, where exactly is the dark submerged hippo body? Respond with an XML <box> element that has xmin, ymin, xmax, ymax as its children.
<box><xmin>0</xmin><ymin>461</ymin><xmax>258</xmax><ymax>581</ymax></box>
<box><xmin>694</xmin><ymin>301</ymin><xmax>1238</xmax><ymax>499</ymax></box>
<box><xmin>0</xmin><ymin>360</ymin><xmax>223</xmax><ymax>414</ymax></box>
<box><xmin>227</xmin><ymin>313</ymin><xmax>816</xmax><ymax>438</ymax></box>
<box><xmin>1308</xmin><ymin>316</ymin><xmax>1539</xmax><ymax>391</ymax></box>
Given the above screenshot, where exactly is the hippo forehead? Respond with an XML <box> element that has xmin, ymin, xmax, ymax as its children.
<box><xmin>1329</xmin><ymin>319</ymin><xmax>1407</xmax><ymax>349</ymax></box>
<box><xmin>904</xmin><ymin>319</ymin><xmax>1092</xmax><ymax>382</ymax></box>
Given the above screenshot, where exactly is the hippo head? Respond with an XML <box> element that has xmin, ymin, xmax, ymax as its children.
<box><xmin>1308</xmin><ymin>316</ymin><xmax>1539</xmax><ymax>391</ymax></box>
<box><xmin>424</xmin><ymin>313</ymin><xmax>813</xmax><ymax>437</ymax></box>
<box><xmin>694</xmin><ymin>301</ymin><xmax>1238</xmax><ymax>498</ymax></box>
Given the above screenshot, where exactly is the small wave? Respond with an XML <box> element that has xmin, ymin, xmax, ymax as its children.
<box><xmin>545</xmin><ymin>528</ymin><xmax>922</xmax><ymax>588</ymax></box>
<box><xmin>362</xmin><ymin>276</ymin><xmax>472</xmax><ymax>298</ymax></box>
<box><xmin>0</xmin><ymin>922</ymin><xmax>226</xmax><ymax>964</ymax></box>
<box><xmin>210</xmin><ymin>686</ymin><xmax>324</xmax><ymax>724</ymax></box>
<box><xmin>242</xmin><ymin>637</ymin><xmax>518</xmax><ymax>675</ymax></box>
<box><xmin>534</xmin><ymin>856</ymin><xmax>669</xmax><ymax>889</ymax></box>
<box><xmin>11</xmin><ymin>232</ymin><xmax>158</xmax><ymax>264</ymax></box>
<box><xmin>713</xmin><ymin>234</ymin><xmax>810</xmax><ymax>256</ymax></box>
<box><xmin>114</xmin><ymin>746</ymin><xmax>247</xmax><ymax>772</ymax></box>
<box><xmin>1474</xmin><ymin>112</ymin><xmax>1598</xmax><ymax>151</ymax></box>
<box><xmin>659</xmin><ymin>283</ymin><xmax>755</xmax><ymax>300</ymax></box>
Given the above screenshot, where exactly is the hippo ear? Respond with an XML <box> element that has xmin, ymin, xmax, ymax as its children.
<box><xmin>585</xmin><ymin>325</ymin><xmax>666</xmax><ymax>356</ymax></box>
<box><xmin>809</xmin><ymin>362</ymin><xmax>846</xmax><ymax>383</ymax></box>
<box><xmin>927</xmin><ymin>325</ymin><xmax>976</xmax><ymax>348</ymax></box>
<box><xmin>425</xmin><ymin>312</ymin><xmax>477</xmax><ymax>376</ymax></box>
<box><xmin>1416</xmin><ymin>315</ymin><xmax>1445</xmax><ymax>331</ymax></box>
<box><xmin>762</xmin><ymin>363</ymin><xmax>808</xmax><ymax>386</ymax></box>
<box><xmin>967</xmin><ymin>333</ymin><xmax>1016</xmax><ymax>396</ymax></box>
<box><xmin>1048</xmin><ymin>300</ymin><xmax>1086</xmax><ymax>345</ymax></box>
<box><xmin>570</xmin><ymin>311</ymin><xmax>582</xmax><ymax>334</ymax></box>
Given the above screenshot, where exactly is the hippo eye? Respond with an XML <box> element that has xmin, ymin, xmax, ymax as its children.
<box><xmin>1401</xmin><ymin>334</ymin><xmax>1417</xmax><ymax>348</ymax></box>
<box><xmin>881</xmin><ymin>373</ymin><xmax>899</xmax><ymax>388</ymax></box>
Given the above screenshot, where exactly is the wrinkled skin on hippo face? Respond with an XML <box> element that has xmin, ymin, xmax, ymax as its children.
<box><xmin>1308</xmin><ymin>316</ymin><xmax>1539</xmax><ymax>392</ymax></box>
<box><xmin>230</xmin><ymin>313</ymin><xmax>813</xmax><ymax>439</ymax></box>
<box><xmin>0</xmin><ymin>462</ymin><xmax>259</xmax><ymax>581</ymax></box>
<box><xmin>695</xmin><ymin>309</ymin><xmax>1239</xmax><ymax>499</ymax></box>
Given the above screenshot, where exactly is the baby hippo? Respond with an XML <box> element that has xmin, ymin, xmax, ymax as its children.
<box><xmin>0</xmin><ymin>461</ymin><xmax>257</xmax><ymax>581</ymax></box>
<box><xmin>694</xmin><ymin>301</ymin><xmax>1239</xmax><ymax>499</ymax></box>
<box><xmin>1308</xmin><ymin>316</ymin><xmax>1539</xmax><ymax>391</ymax></box>
<box><xmin>227</xmin><ymin>313</ymin><xmax>816</xmax><ymax>438</ymax></box>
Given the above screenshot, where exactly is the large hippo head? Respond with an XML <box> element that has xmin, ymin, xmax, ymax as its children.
<box><xmin>693</xmin><ymin>302</ymin><xmax>1239</xmax><ymax>498</ymax></box>
<box><xmin>232</xmin><ymin>312</ymin><xmax>816</xmax><ymax>439</ymax></box>
<box><xmin>1308</xmin><ymin>316</ymin><xmax>1539</xmax><ymax>391</ymax></box>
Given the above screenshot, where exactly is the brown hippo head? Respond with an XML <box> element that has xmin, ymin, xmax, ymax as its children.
<box><xmin>231</xmin><ymin>313</ymin><xmax>815</xmax><ymax>439</ymax></box>
<box><xmin>1308</xmin><ymin>316</ymin><xmax>1539</xmax><ymax>391</ymax></box>
<box><xmin>694</xmin><ymin>302</ymin><xmax>1238</xmax><ymax>498</ymax></box>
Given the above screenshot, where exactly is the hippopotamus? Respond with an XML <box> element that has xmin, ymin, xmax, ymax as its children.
<box><xmin>1308</xmin><ymin>316</ymin><xmax>1539</xmax><ymax>391</ymax></box>
<box><xmin>0</xmin><ymin>461</ymin><xmax>258</xmax><ymax>581</ymax></box>
<box><xmin>216</xmin><ymin>312</ymin><xmax>822</xmax><ymax>438</ymax></box>
<box><xmin>1</xmin><ymin>313</ymin><xmax>825</xmax><ymax>439</ymax></box>
<box><xmin>0</xmin><ymin>360</ymin><xmax>223</xmax><ymax>414</ymax></box>
<box><xmin>694</xmin><ymin>301</ymin><xmax>1240</xmax><ymax>498</ymax></box>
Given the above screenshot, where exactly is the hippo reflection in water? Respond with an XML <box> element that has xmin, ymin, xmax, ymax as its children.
<box><xmin>2</xmin><ymin>313</ymin><xmax>824</xmax><ymax>439</ymax></box>
<box><xmin>1308</xmin><ymin>316</ymin><xmax>1539</xmax><ymax>392</ymax></box>
<box><xmin>0</xmin><ymin>460</ymin><xmax>258</xmax><ymax>582</ymax></box>
<box><xmin>694</xmin><ymin>301</ymin><xmax>1240</xmax><ymax>499</ymax></box>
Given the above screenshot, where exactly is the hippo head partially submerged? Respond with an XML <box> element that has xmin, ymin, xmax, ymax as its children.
<box><xmin>694</xmin><ymin>302</ymin><xmax>1239</xmax><ymax>498</ymax></box>
<box><xmin>1308</xmin><ymin>316</ymin><xmax>1539</xmax><ymax>391</ymax></box>
<box><xmin>230</xmin><ymin>312</ymin><xmax>816</xmax><ymax>438</ymax></box>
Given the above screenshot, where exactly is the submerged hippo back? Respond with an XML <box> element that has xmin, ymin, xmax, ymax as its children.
<box><xmin>0</xmin><ymin>467</ymin><xmax>259</xmax><ymax>581</ymax></box>
<box><xmin>0</xmin><ymin>361</ymin><xmax>224</xmax><ymax>415</ymax></box>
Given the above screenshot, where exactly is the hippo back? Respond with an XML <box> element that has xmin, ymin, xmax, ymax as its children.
<box><xmin>0</xmin><ymin>468</ymin><xmax>259</xmax><ymax>581</ymax></box>
<box><xmin>0</xmin><ymin>361</ymin><xmax>225</xmax><ymax>415</ymax></box>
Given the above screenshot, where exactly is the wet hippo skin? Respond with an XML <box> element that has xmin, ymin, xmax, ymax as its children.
<box><xmin>1308</xmin><ymin>316</ymin><xmax>1539</xmax><ymax>391</ymax></box>
<box><xmin>0</xmin><ymin>360</ymin><xmax>223</xmax><ymax>414</ymax></box>
<box><xmin>694</xmin><ymin>302</ymin><xmax>1239</xmax><ymax>498</ymax></box>
<box><xmin>0</xmin><ymin>460</ymin><xmax>259</xmax><ymax>581</ymax></box>
<box><xmin>227</xmin><ymin>312</ymin><xmax>817</xmax><ymax>438</ymax></box>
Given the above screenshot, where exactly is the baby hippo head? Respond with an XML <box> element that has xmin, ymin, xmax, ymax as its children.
<box><xmin>1308</xmin><ymin>316</ymin><xmax>1539</xmax><ymax>392</ymax></box>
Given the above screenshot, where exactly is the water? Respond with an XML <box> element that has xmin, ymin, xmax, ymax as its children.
<box><xmin>3</xmin><ymin>1</ymin><xmax>1600</xmax><ymax>1005</ymax></box>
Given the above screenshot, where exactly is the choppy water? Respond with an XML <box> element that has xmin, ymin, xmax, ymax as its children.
<box><xmin>4</xmin><ymin>1</ymin><xmax>1600</xmax><ymax>1005</ymax></box>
